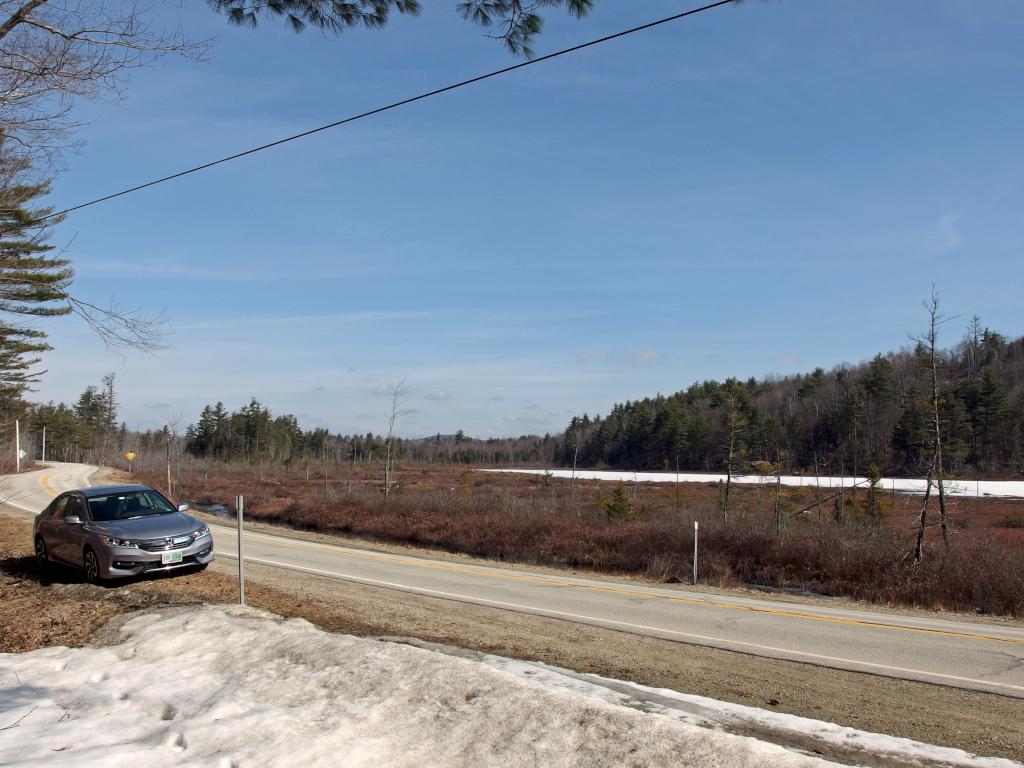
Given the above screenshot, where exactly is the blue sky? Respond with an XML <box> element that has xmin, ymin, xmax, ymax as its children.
<box><xmin>33</xmin><ymin>0</ymin><xmax>1024</xmax><ymax>437</ymax></box>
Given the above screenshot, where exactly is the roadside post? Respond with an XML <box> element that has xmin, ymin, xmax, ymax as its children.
<box><xmin>236</xmin><ymin>495</ymin><xmax>245</xmax><ymax>605</ymax></box>
<box><xmin>14</xmin><ymin>419</ymin><xmax>20</xmax><ymax>473</ymax></box>
<box><xmin>693</xmin><ymin>520</ymin><xmax>699</xmax><ymax>586</ymax></box>
<box><xmin>124</xmin><ymin>450</ymin><xmax>137</xmax><ymax>473</ymax></box>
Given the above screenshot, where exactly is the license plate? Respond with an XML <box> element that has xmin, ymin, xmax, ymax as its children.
<box><xmin>161</xmin><ymin>551</ymin><xmax>183</xmax><ymax>565</ymax></box>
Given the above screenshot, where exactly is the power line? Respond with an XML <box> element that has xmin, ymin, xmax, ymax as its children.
<box><xmin>34</xmin><ymin>0</ymin><xmax>737</xmax><ymax>226</ymax></box>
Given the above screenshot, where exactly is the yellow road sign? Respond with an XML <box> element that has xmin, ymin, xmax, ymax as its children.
<box><xmin>124</xmin><ymin>450</ymin><xmax>137</xmax><ymax>461</ymax></box>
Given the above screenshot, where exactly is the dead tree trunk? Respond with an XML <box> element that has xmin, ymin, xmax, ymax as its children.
<box><xmin>383</xmin><ymin>379</ymin><xmax>408</xmax><ymax>501</ymax></box>
<box><xmin>773</xmin><ymin>452</ymin><xmax>783</xmax><ymax>533</ymax></box>
<box><xmin>914</xmin><ymin>467</ymin><xmax>934</xmax><ymax>562</ymax></box>
<box><xmin>721</xmin><ymin>397</ymin><xmax>743</xmax><ymax>524</ymax></box>
<box><xmin>924</xmin><ymin>289</ymin><xmax>951</xmax><ymax>552</ymax></box>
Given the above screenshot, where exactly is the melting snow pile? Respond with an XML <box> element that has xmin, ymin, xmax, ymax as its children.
<box><xmin>0</xmin><ymin>605</ymin><xmax>1017</xmax><ymax>768</ymax></box>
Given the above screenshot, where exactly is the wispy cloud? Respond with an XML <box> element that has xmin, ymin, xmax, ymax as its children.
<box><xmin>177</xmin><ymin>309</ymin><xmax>456</xmax><ymax>333</ymax></box>
<box><xmin>370</xmin><ymin>382</ymin><xmax>396</xmax><ymax>397</ymax></box>
<box><xmin>934</xmin><ymin>214</ymin><xmax>963</xmax><ymax>253</ymax></box>
<box><xmin>577</xmin><ymin>351</ymin><xmax>608</xmax><ymax>364</ymax></box>
<box><xmin>77</xmin><ymin>260</ymin><xmax>298</xmax><ymax>283</ymax></box>
<box><xmin>629</xmin><ymin>349</ymin><xmax>658</xmax><ymax>366</ymax></box>
<box><xmin>424</xmin><ymin>391</ymin><xmax>451</xmax><ymax>402</ymax></box>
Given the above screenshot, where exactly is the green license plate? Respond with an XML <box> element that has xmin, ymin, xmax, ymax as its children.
<box><xmin>161</xmin><ymin>551</ymin><xmax>183</xmax><ymax>565</ymax></box>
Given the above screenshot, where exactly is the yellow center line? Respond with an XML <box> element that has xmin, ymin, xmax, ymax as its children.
<box><xmin>40</xmin><ymin>472</ymin><xmax>58</xmax><ymax>497</ymax></box>
<box><xmin>212</xmin><ymin>524</ymin><xmax>1024</xmax><ymax>648</ymax></box>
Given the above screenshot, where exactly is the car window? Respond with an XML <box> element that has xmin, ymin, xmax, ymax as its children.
<box><xmin>87</xmin><ymin>490</ymin><xmax>176</xmax><ymax>522</ymax></box>
<box><xmin>50</xmin><ymin>496</ymin><xmax>69</xmax><ymax>518</ymax></box>
<box><xmin>64</xmin><ymin>496</ymin><xmax>84</xmax><ymax>519</ymax></box>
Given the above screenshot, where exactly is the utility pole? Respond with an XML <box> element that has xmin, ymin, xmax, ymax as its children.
<box><xmin>693</xmin><ymin>520</ymin><xmax>699</xmax><ymax>585</ymax></box>
<box><xmin>236</xmin><ymin>495</ymin><xmax>245</xmax><ymax>605</ymax></box>
<box><xmin>166</xmin><ymin>434</ymin><xmax>172</xmax><ymax>496</ymax></box>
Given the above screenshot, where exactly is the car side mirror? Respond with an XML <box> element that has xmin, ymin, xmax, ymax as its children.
<box><xmin>64</xmin><ymin>516</ymin><xmax>82</xmax><ymax>525</ymax></box>
<box><xmin>178</xmin><ymin>503</ymin><xmax>189</xmax><ymax>512</ymax></box>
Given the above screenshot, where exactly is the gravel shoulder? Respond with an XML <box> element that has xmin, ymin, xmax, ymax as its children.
<box><xmin>2</xmin><ymin>509</ymin><xmax>1021</xmax><ymax>764</ymax></box>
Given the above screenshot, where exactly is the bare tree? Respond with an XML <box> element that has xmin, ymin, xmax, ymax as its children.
<box><xmin>913</xmin><ymin>287</ymin><xmax>955</xmax><ymax>561</ymax></box>
<box><xmin>66</xmin><ymin>293</ymin><xmax>168</xmax><ymax>351</ymax></box>
<box><xmin>163</xmin><ymin>411</ymin><xmax>183</xmax><ymax>497</ymax></box>
<box><xmin>0</xmin><ymin>0</ymin><xmax>208</xmax><ymax>168</ymax></box>
<box><xmin>98</xmin><ymin>369</ymin><xmax>115</xmax><ymax>457</ymax></box>
<box><xmin>719</xmin><ymin>390</ymin><xmax>745</xmax><ymax>523</ymax></box>
<box><xmin>1</xmin><ymin>0</ymin><xmax>598</xmax><ymax>169</ymax></box>
<box><xmin>382</xmin><ymin>378</ymin><xmax>408</xmax><ymax>499</ymax></box>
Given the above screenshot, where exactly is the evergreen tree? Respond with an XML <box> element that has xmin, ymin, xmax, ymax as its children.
<box><xmin>603</xmin><ymin>482</ymin><xmax>634</xmax><ymax>521</ymax></box>
<box><xmin>0</xmin><ymin>156</ymin><xmax>73</xmax><ymax>413</ymax></box>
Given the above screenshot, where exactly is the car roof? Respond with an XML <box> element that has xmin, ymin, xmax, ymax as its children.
<box><xmin>78</xmin><ymin>484</ymin><xmax>157</xmax><ymax>498</ymax></box>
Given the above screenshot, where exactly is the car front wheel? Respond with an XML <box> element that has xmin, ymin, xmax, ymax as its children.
<box><xmin>34</xmin><ymin>536</ymin><xmax>48</xmax><ymax>564</ymax></box>
<box><xmin>83</xmin><ymin>548</ymin><xmax>102</xmax><ymax>584</ymax></box>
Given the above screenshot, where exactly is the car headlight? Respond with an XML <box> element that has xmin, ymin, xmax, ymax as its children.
<box><xmin>99</xmin><ymin>535</ymin><xmax>138</xmax><ymax>548</ymax></box>
<box><xmin>193</xmin><ymin>525</ymin><xmax>210</xmax><ymax>539</ymax></box>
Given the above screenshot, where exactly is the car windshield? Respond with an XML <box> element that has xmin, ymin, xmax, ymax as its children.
<box><xmin>87</xmin><ymin>491</ymin><xmax>176</xmax><ymax>522</ymax></box>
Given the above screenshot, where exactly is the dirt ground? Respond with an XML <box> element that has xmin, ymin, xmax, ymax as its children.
<box><xmin>1</xmin><ymin>511</ymin><xmax>1022</xmax><ymax>765</ymax></box>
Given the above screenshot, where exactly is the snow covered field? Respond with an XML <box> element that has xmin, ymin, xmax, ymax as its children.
<box><xmin>0</xmin><ymin>605</ymin><xmax>1018</xmax><ymax>768</ymax></box>
<box><xmin>484</xmin><ymin>469</ymin><xmax>1024</xmax><ymax>499</ymax></box>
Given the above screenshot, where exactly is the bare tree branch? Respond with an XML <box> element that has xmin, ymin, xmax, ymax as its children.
<box><xmin>0</xmin><ymin>0</ymin><xmax>210</xmax><ymax>168</ymax></box>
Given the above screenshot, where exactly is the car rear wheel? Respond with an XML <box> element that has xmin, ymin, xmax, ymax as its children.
<box><xmin>83</xmin><ymin>548</ymin><xmax>102</xmax><ymax>584</ymax></box>
<box><xmin>34</xmin><ymin>536</ymin><xmax>48</xmax><ymax>564</ymax></box>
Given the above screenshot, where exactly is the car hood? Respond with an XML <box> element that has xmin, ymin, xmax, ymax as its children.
<box><xmin>89</xmin><ymin>513</ymin><xmax>201</xmax><ymax>540</ymax></box>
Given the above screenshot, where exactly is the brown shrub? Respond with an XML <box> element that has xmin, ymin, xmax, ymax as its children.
<box><xmin>135</xmin><ymin>462</ymin><xmax>1024</xmax><ymax>618</ymax></box>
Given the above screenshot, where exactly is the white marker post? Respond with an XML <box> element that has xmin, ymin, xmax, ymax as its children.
<box><xmin>236</xmin><ymin>495</ymin><xmax>245</xmax><ymax>605</ymax></box>
<box><xmin>14</xmin><ymin>419</ymin><xmax>20</xmax><ymax>473</ymax></box>
<box><xmin>693</xmin><ymin>520</ymin><xmax>699</xmax><ymax>586</ymax></box>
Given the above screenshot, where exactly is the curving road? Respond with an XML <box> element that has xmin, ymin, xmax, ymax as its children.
<box><xmin>4</xmin><ymin>462</ymin><xmax>1024</xmax><ymax>699</ymax></box>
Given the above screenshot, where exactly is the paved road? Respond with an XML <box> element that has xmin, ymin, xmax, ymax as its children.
<box><xmin>4</xmin><ymin>463</ymin><xmax>1024</xmax><ymax>699</ymax></box>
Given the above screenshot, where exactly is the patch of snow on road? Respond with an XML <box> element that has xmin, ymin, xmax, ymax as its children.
<box><xmin>483</xmin><ymin>469</ymin><xmax>1024</xmax><ymax>499</ymax></box>
<box><xmin>0</xmin><ymin>605</ymin><xmax>838</xmax><ymax>768</ymax></box>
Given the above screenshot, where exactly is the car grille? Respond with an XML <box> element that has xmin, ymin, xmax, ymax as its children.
<box><xmin>112</xmin><ymin>548</ymin><xmax>211</xmax><ymax>571</ymax></box>
<box><xmin>138</xmin><ymin>534</ymin><xmax>195</xmax><ymax>552</ymax></box>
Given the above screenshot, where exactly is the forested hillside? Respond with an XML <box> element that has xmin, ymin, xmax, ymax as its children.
<box><xmin>560</xmin><ymin>323</ymin><xmax>1024</xmax><ymax>477</ymax></box>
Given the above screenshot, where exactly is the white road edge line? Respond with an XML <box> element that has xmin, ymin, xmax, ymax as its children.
<box><xmin>207</xmin><ymin>524</ymin><xmax>1024</xmax><ymax>642</ymax></box>
<box><xmin>212</xmin><ymin>548</ymin><xmax>1024</xmax><ymax>697</ymax></box>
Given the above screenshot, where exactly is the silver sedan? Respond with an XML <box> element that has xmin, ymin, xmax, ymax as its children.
<box><xmin>33</xmin><ymin>484</ymin><xmax>214</xmax><ymax>583</ymax></box>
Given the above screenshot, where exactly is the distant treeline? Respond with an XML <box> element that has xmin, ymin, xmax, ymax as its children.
<box><xmin>183</xmin><ymin>400</ymin><xmax>558</xmax><ymax>466</ymax></box>
<box><xmin>560</xmin><ymin>323</ymin><xmax>1024</xmax><ymax>478</ymax></box>
<box><xmin>19</xmin><ymin>323</ymin><xmax>1024</xmax><ymax>478</ymax></box>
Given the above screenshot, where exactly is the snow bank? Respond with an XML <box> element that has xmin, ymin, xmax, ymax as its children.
<box><xmin>483</xmin><ymin>469</ymin><xmax>1024</xmax><ymax>499</ymax></box>
<box><xmin>472</xmin><ymin>652</ymin><xmax>1022</xmax><ymax>768</ymax></box>
<box><xmin>0</xmin><ymin>605</ymin><xmax>836</xmax><ymax>768</ymax></box>
<box><xmin>1</xmin><ymin>606</ymin><xmax>1018</xmax><ymax>768</ymax></box>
